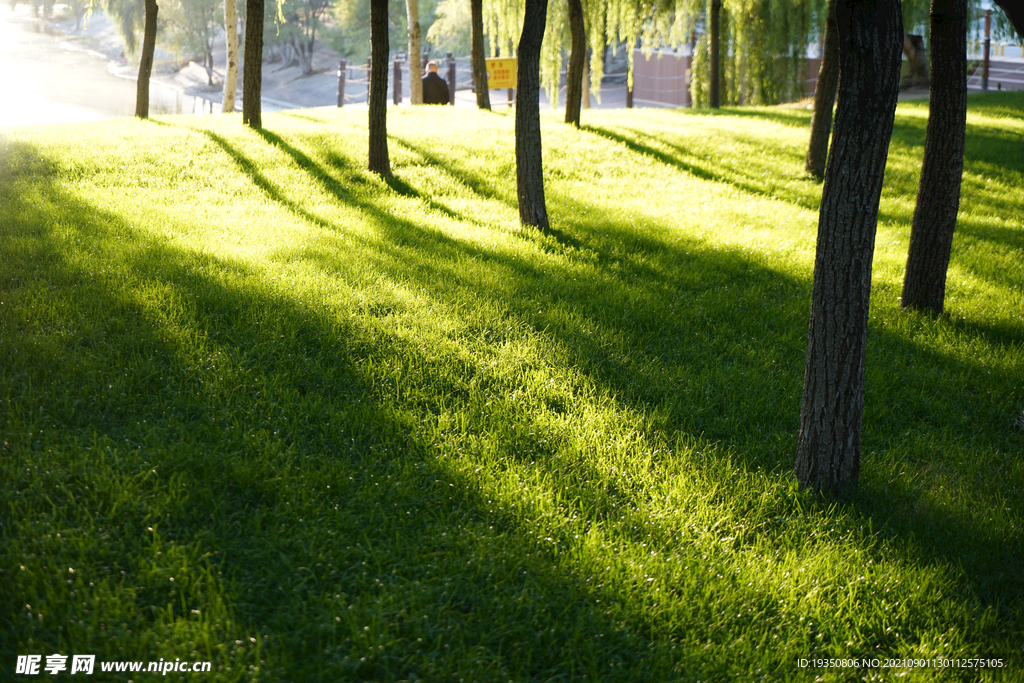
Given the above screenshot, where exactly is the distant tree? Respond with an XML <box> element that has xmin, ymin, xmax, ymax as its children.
<box><xmin>243</xmin><ymin>0</ymin><xmax>264</xmax><ymax>127</ymax></box>
<box><xmin>368</xmin><ymin>0</ymin><xmax>391</xmax><ymax>175</ymax></box>
<box><xmin>515</xmin><ymin>0</ymin><xmax>549</xmax><ymax>228</ymax></box>
<box><xmin>564</xmin><ymin>0</ymin><xmax>586</xmax><ymax>125</ymax></box>
<box><xmin>901</xmin><ymin>0</ymin><xmax>967</xmax><ymax>315</ymax></box>
<box><xmin>805</xmin><ymin>0</ymin><xmax>839</xmax><ymax>178</ymax></box>
<box><xmin>470</xmin><ymin>0</ymin><xmax>490</xmax><ymax>109</ymax></box>
<box><xmin>162</xmin><ymin>0</ymin><xmax>221</xmax><ymax>86</ymax></box>
<box><xmin>277</xmin><ymin>0</ymin><xmax>333</xmax><ymax>75</ymax></box>
<box><xmin>794</xmin><ymin>0</ymin><xmax>903</xmax><ymax>494</ymax></box>
<box><xmin>135</xmin><ymin>0</ymin><xmax>158</xmax><ymax>118</ymax></box>
<box><xmin>224</xmin><ymin>0</ymin><xmax>239</xmax><ymax>111</ymax></box>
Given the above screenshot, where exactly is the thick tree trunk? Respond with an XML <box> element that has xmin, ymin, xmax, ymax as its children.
<box><xmin>564</xmin><ymin>0</ymin><xmax>585</xmax><ymax>126</ymax></box>
<box><xmin>901</xmin><ymin>0</ymin><xmax>967</xmax><ymax>315</ymax></box>
<box><xmin>470</xmin><ymin>0</ymin><xmax>490</xmax><ymax>109</ymax></box>
<box><xmin>223</xmin><ymin>0</ymin><xmax>238</xmax><ymax>112</ymax></box>
<box><xmin>368</xmin><ymin>0</ymin><xmax>391</xmax><ymax>175</ymax></box>
<box><xmin>242</xmin><ymin>0</ymin><xmax>264</xmax><ymax>128</ymax></box>
<box><xmin>805</xmin><ymin>0</ymin><xmax>840</xmax><ymax>178</ymax></box>
<box><xmin>407</xmin><ymin>0</ymin><xmax>423</xmax><ymax>104</ymax></box>
<box><xmin>993</xmin><ymin>0</ymin><xmax>1024</xmax><ymax>34</ymax></box>
<box><xmin>515</xmin><ymin>0</ymin><xmax>549</xmax><ymax>229</ymax></box>
<box><xmin>795</xmin><ymin>0</ymin><xmax>903</xmax><ymax>495</ymax></box>
<box><xmin>709</xmin><ymin>0</ymin><xmax>721</xmax><ymax>108</ymax></box>
<box><xmin>135</xmin><ymin>0</ymin><xmax>158</xmax><ymax>119</ymax></box>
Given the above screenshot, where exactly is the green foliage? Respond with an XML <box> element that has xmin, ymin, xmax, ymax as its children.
<box><xmin>102</xmin><ymin>0</ymin><xmax>145</xmax><ymax>54</ymax></box>
<box><xmin>161</xmin><ymin>0</ymin><xmax>224</xmax><ymax>76</ymax></box>
<box><xmin>1</xmin><ymin>96</ymin><xmax>1023</xmax><ymax>680</ymax></box>
<box><xmin>426</xmin><ymin>0</ymin><xmax>472</xmax><ymax>56</ymax></box>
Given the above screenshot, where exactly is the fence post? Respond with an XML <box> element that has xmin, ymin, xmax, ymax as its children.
<box><xmin>422</xmin><ymin>51</ymin><xmax>429</xmax><ymax>73</ymax></box>
<box><xmin>508</xmin><ymin>87</ymin><xmax>514</xmax><ymax>108</ymax></box>
<box><xmin>366</xmin><ymin>57</ymin><xmax>372</xmax><ymax>103</ymax></box>
<box><xmin>337</xmin><ymin>59</ymin><xmax>346</xmax><ymax>107</ymax></box>
<box><xmin>393</xmin><ymin>57</ymin><xmax>402</xmax><ymax>104</ymax></box>
<box><xmin>627</xmin><ymin>82</ymin><xmax>633</xmax><ymax>108</ymax></box>
<box><xmin>447</xmin><ymin>52</ymin><xmax>456</xmax><ymax>105</ymax></box>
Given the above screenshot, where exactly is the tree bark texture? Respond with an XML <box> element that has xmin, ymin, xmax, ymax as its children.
<box><xmin>564</xmin><ymin>0</ymin><xmax>586</xmax><ymax>126</ymax></box>
<box><xmin>135</xmin><ymin>0</ymin><xmax>158</xmax><ymax>119</ymax></box>
<box><xmin>709</xmin><ymin>0</ymin><xmax>721</xmax><ymax>108</ymax></box>
<box><xmin>805</xmin><ymin>0</ymin><xmax>840</xmax><ymax>178</ymax></box>
<box><xmin>901</xmin><ymin>0</ymin><xmax>967</xmax><ymax>315</ymax></box>
<box><xmin>795</xmin><ymin>0</ymin><xmax>903</xmax><ymax>495</ymax></box>
<box><xmin>407</xmin><ymin>0</ymin><xmax>423</xmax><ymax>104</ymax></box>
<box><xmin>515</xmin><ymin>0</ymin><xmax>550</xmax><ymax>229</ymax></box>
<box><xmin>223</xmin><ymin>0</ymin><xmax>238</xmax><ymax>112</ymax></box>
<box><xmin>368</xmin><ymin>0</ymin><xmax>391</xmax><ymax>175</ymax></box>
<box><xmin>471</xmin><ymin>0</ymin><xmax>491</xmax><ymax>109</ymax></box>
<box><xmin>242</xmin><ymin>0</ymin><xmax>264</xmax><ymax>128</ymax></box>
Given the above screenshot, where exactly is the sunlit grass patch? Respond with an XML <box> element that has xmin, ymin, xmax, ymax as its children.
<box><xmin>1</xmin><ymin>93</ymin><xmax>1022</xmax><ymax>681</ymax></box>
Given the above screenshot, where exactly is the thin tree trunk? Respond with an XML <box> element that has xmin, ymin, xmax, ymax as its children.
<box><xmin>795</xmin><ymin>0</ymin><xmax>903</xmax><ymax>495</ymax></box>
<box><xmin>515</xmin><ymin>0</ymin><xmax>549</xmax><ymax>229</ymax></box>
<box><xmin>135</xmin><ymin>0</ymin><xmax>158</xmax><ymax>119</ymax></box>
<box><xmin>901</xmin><ymin>0</ymin><xmax>967</xmax><ymax>315</ymax></box>
<box><xmin>242</xmin><ymin>0</ymin><xmax>264</xmax><ymax>128</ymax></box>
<box><xmin>407</xmin><ymin>0</ymin><xmax>422</xmax><ymax>104</ymax></box>
<box><xmin>564</xmin><ymin>0</ymin><xmax>585</xmax><ymax>125</ymax></box>
<box><xmin>471</xmin><ymin>0</ymin><xmax>490</xmax><ymax>109</ymax></box>
<box><xmin>368</xmin><ymin>0</ymin><xmax>391</xmax><ymax>175</ymax></box>
<box><xmin>805</xmin><ymin>0</ymin><xmax>840</xmax><ymax>178</ymax></box>
<box><xmin>223</xmin><ymin>0</ymin><xmax>238</xmax><ymax>112</ymax></box>
<box><xmin>709</xmin><ymin>0</ymin><xmax>721</xmax><ymax>108</ymax></box>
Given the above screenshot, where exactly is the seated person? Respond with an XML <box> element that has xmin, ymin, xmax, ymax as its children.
<box><xmin>422</xmin><ymin>61</ymin><xmax>450</xmax><ymax>105</ymax></box>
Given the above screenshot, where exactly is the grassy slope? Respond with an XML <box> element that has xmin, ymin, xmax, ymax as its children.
<box><xmin>1</xmin><ymin>94</ymin><xmax>1022</xmax><ymax>682</ymax></box>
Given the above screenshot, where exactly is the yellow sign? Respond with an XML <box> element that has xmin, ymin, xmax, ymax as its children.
<box><xmin>485</xmin><ymin>58</ymin><xmax>517</xmax><ymax>89</ymax></box>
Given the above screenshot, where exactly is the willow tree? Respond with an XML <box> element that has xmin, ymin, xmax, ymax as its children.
<box><xmin>901</xmin><ymin>0</ymin><xmax>967</xmax><ymax>315</ymax></box>
<box><xmin>795</xmin><ymin>0</ymin><xmax>903</xmax><ymax>494</ymax></box>
<box><xmin>224</xmin><ymin>0</ymin><xmax>239</xmax><ymax>112</ymax></box>
<box><xmin>242</xmin><ymin>0</ymin><xmax>264</xmax><ymax>128</ymax></box>
<box><xmin>471</xmin><ymin>0</ymin><xmax>491</xmax><ymax>109</ymax></box>
<box><xmin>516</xmin><ymin>0</ymin><xmax>550</xmax><ymax>228</ymax></box>
<box><xmin>136</xmin><ymin>0</ymin><xmax>158</xmax><ymax>118</ymax></box>
<box><xmin>368</xmin><ymin>0</ymin><xmax>391</xmax><ymax>175</ymax></box>
<box><xmin>564</xmin><ymin>0</ymin><xmax>586</xmax><ymax>125</ymax></box>
<box><xmin>408</xmin><ymin>0</ymin><xmax>423</xmax><ymax>104</ymax></box>
<box><xmin>101</xmin><ymin>0</ymin><xmax>158</xmax><ymax>118</ymax></box>
<box><xmin>804</xmin><ymin>0</ymin><xmax>838</xmax><ymax>177</ymax></box>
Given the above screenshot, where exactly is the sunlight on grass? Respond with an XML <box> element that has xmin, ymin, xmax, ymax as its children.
<box><xmin>1</xmin><ymin>93</ymin><xmax>1022</xmax><ymax>681</ymax></box>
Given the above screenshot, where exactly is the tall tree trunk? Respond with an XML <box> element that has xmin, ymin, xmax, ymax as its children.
<box><xmin>368</xmin><ymin>0</ymin><xmax>391</xmax><ymax>175</ymax></box>
<box><xmin>901</xmin><ymin>0</ymin><xmax>967</xmax><ymax>315</ymax></box>
<box><xmin>471</xmin><ymin>0</ymin><xmax>490</xmax><ymax>109</ymax></box>
<box><xmin>795</xmin><ymin>0</ymin><xmax>903</xmax><ymax>495</ymax></box>
<box><xmin>407</xmin><ymin>0</ymin><xmax>422</xmax><ymax>104</ymax></box>
<box><xmin>805</xmin><ymin>0</ymin><xmax>839</xmax><ymax>178</ymax></box>
<box><xmin>708</xmin><ymin>0</ymin><xmax>721</xmax><ymax>108</ymax></box>
<box><xmin>515</xmin><ymin>0</ymin><xmax>549</xmax><ymax>229</ymax></box>
<box><xmin>564</xmin><ymin>0</ymin><xmax>585</xmax><ymax>126</ymax></box>
<box><xmin>135</xmin><ymin>0</ymin><xmax>158</xmax><ymax>118</ymax></box>
<box><xmin>242</xmin><ymin>0</ymin><xmax>264</xmax><ymax>128</ymax></box>
<box><xmin>223</xmin><ymin>0</ymin><xmax>238</xmax><ymax>112</ymax></box>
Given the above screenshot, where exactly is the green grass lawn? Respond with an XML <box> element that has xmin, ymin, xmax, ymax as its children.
<box><xmin>1</xmin><ymin>93</ymin><xmax>1022</xmax><ymax>682</ymax></box>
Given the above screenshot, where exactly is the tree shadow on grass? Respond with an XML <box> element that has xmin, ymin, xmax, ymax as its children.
<box><xmin>8</xmin><ymin>114</ymin><xmax>1021</xmax><ymax>675</ymax></box>
<box><xmin>1</xmin><ymin>138</ymin><xmax>808</xmax><ymax>681</ymax></box>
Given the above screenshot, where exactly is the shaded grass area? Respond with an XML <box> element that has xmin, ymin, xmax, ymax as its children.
<box><xmin>1</xmin><ymin>94</ymin><xmax>1022</xmax><ymax>681</ymax></box>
